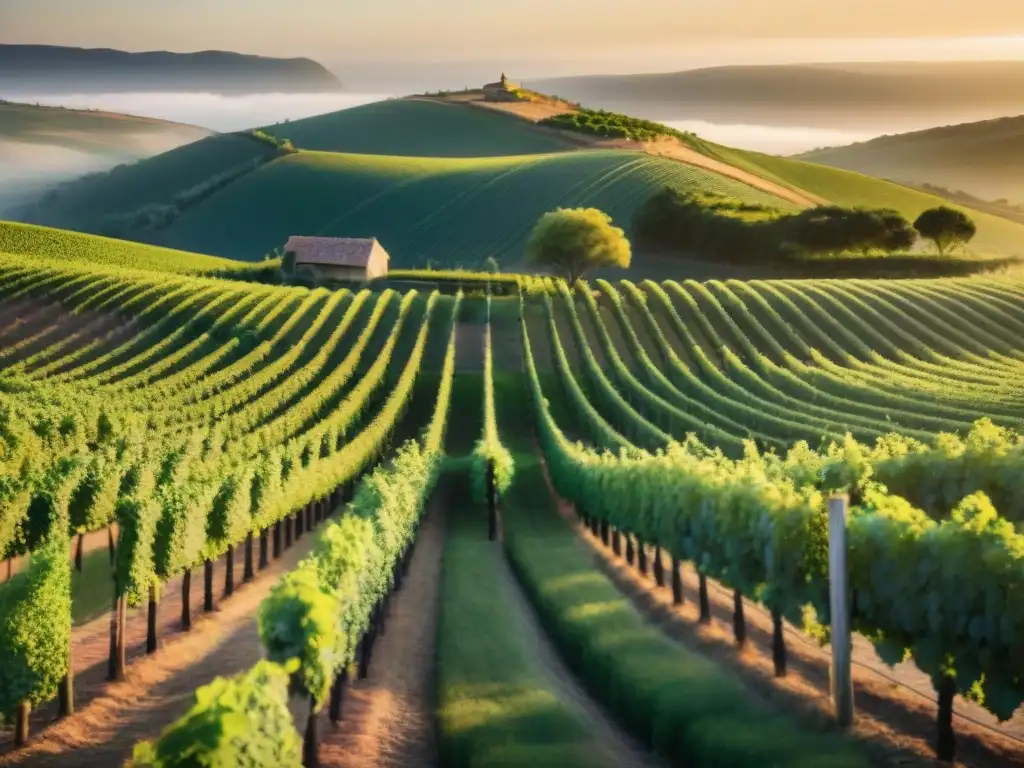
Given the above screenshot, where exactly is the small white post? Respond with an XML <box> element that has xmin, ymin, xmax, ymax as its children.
<box><xmin>828</xmin><ymin>494</ymin><xmax>854</xmax><ymax>728</ymax></box>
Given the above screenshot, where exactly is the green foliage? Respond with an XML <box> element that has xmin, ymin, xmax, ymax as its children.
<box><xmin>258</xmin><ymin>563</ymin><xmax>341</xmax><ymax>708</ymax></box>
<box><xmin>471</xmin><ymin>299</ymin><xmax>515</xmax><ymax>504</ymax></box>
<box><xmin>69</xmin><ymin>453</ymin><xmax>124</xmax><ymax>539</ymax></box>
<box><xmin>0</xmin><ymin>532</ymin><xmax>71</xmax><ymax>715</ymax></box>
<box><xmin>154</xmin><ymin>481</ymin><xmax>216</xmax><ymax>579</ymax></box>
<box><xmin>541</xmin><ymin>108</ymin><xmax>691</xmax><ymax>143</ymax></box>
<box><xmin>526</xmin><ymin>208</ymin><xmax>631</xmax><ymax>283</ymax></box>
<box><xmin>130</xmin><ymin>660</ymin><xmax>303</xmax><ymax>768</ymax></box>
<box><xmin>914</xmin><ymin>206</ymin><xmax>978</xmax><ymax>255</ymax></box>
<box><xmin>115</xmin><ymin>463</ymin><xmax>160</xmax><ymax>606</ymax></box>
<box><xmin>633</xmin><ymin>187</ymin><xmax>918</xmax><ymax>263</ymax></box>
<box><xmin>205</xmin><ymin>469</ymin><xmax>254</xmax><ymax>558</ymax></box>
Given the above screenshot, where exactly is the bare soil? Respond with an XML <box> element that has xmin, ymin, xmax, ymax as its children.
<box><xmin>549</xmin><ymin>476</ymin><xmax>1024</xmax><ymax>768</ymax></box>
<box><xmin>0</xmin><ymin>525</ymin><xmax>321</xmax><ymax>766</ymax></box>
<box><xmin>317</xmin><ymin>502</ymin><xmax>445</xmax><ymax>767</ymax></box>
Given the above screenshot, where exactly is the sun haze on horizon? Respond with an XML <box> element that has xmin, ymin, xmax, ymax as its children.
<box><xmin>3</xmin><ymin>0</ymin><xmax>1024</xmax><ymax>81</ymax></box>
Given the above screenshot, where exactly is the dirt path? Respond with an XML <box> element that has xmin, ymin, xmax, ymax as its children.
<box><xmin>412</xmin><ymin>94</ymin><xmax>818</xmax><ymax>208</ymax></box>
<box><xmin>637</xmin><ymin>139</ymin><xmax>824</xmax><ymax>207</ymax></box>
<box><xmin>317</xmin><ymin>503</ymin><xmax>445</xmax><ymax>768</ymax></box>
<box><xmin>0</xmin><ymin>528</ymin><xmax>320</xmax><ymax>767</ymax></box>
<box><xmin>559</xmin><ymin>498</ymin><xmax>1024</xmax><ymax>768</ymax></box>
<box><xmin>495</xmin><ymin>526</ymin><xmax>666</xmax><ymax>768</ymax></box>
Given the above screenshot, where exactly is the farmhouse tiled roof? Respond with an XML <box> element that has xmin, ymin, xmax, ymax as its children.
<box><xmin>284</xmin><ymin>236</ymin><xmax>387</xmax><ymax>267</ymax></box>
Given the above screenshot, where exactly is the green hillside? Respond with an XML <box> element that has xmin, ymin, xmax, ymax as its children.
<box><xmin>799</xmin><ymin>115</ymin><xmax>1024</xmax><ymax>204</ymax></box>
<box><xmin>689</xmin><ymin>142</ymin><xmax>1024</xmax><ymax>257</ymax></box>
<box><xmin>158</xmin><ymin>148</ymin><xmax>796</xmax><ymax>266</ymax></box>
<box><xmin>19</xmin><ymin>133</ymin><xmax>280</xmax><ymax>231</ymax></box>
<box><xmin>15</xmin><ymin>96</ymin><xmax>1024</xmax><ymax>268</ymax></box>
<box><xmin>260</xmin><ymin>99</ymin><xmax>577</xmax><ymax>157</ymax></box>
<box><xmin>0</xmin><ymin>220</ymin><xmax>255</xmax><ymax>275</ymax></box>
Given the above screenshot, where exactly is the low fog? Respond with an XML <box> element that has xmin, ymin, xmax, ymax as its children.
<box><xmin>6</xmin><ymin>91</ymin><xmax>395</xmax><ymax>133</ymax></box>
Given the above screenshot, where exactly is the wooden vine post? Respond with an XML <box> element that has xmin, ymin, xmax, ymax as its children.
<box><xmin>828</xmin><ymin>494</ymin><xmax>854</xmax><ymax>728</ymax></box>
<box><xmin>486</xmin><ymin>460</ymin><xmax>497</xmax><ymax>541</ymax></box>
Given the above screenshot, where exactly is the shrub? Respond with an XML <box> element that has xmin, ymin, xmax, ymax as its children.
<box><xmin>130</xmin><ymin>660</ymin><xmax>303</xmax><ymax>767</ymax></box>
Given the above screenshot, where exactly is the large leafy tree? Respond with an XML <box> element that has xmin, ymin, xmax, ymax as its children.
<box><xmin>526</xmin><ymin>207</ymin><xmax>631</xmax><ymax>283</ymax></box>
<box><xmin>914</xmin><ymin>206</ymin><xmax>977</xmax><ymax>255</ymax></box>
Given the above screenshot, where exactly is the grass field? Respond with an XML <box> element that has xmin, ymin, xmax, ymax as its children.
<box><xmin>159</xmin><ymin>148</ymin><xmax>796</xmax><ymax>266</ymax></box>
<box><xmin>260</xmin><ymin>98</ymin><xmax>579</xmax><ymax>157</ymax></box>
<box><xmin>0</xmin><ymin>221</ymin><xmax>257</xmax><ymax>275</ymax></box>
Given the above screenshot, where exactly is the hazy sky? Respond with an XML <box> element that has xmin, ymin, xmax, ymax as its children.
<box><xmin>5</xmin><ymin>0</ymin><xmax>1024</xmax><ymax>83</ymax></box>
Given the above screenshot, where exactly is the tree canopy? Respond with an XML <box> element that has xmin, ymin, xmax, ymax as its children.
<box><xmin>526</xmin><ymin>208</ymin><xmax>631</xmax><ymax>283</ymax></box>
<box><xmin>913</xmin><ymin>207</ymin><xmax>977</xmax><ymax>255</ymax></box>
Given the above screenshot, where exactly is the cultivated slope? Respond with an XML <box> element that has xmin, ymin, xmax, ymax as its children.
<box><xmin>158</xmin><ymin>148</ymin><xmax>796</xmax><ymax>265</ymax></box>
<box><xmin>799</xmin><ymin>115</ymin><xmax>1024</xmax><ymax>204</ymax></box>
<box><xmin>0</xmin><ymin>221</ymin><xmax>253</xmax><ymax>275</ymax></box>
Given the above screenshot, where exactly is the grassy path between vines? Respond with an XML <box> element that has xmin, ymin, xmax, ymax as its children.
<box><xmin>0</xmin><ymin>528</ymin><xmax>322</xmax><ymax>767</ymax></box>
<box><xmin>437</xmin><ymin>462</ymin><xmax>662</xmax><ymax>768</ymax></box>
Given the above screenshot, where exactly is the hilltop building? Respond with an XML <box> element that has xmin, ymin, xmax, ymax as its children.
<box><xmin>283</xmin><ymin>236</ymin><xmax>390</xmax><ymax>282</ymax></box>
<box><xmin>483</xmin><ymin>73</ymin><xmax>520</xmax><ymax>102</ymax></box>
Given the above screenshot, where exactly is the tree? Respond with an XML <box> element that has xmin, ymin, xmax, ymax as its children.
<box><xmin>914</xmin><ymin>207</ymin><xmax>977</xmax><ymax>255</ymax></box>
<box><xmin>526</xmin><ymin>208</ymin><xmax>631</xmax><ymax>283</ymax></box>
<box><xmin>483</xmin><ymin>256</ymin><xmax>500</xmax><ymax>274</ymax></box>
<box><xmin>874</xmin><ymin>209</ymin><xmax>917</xmax><ymax>253</ymax></box>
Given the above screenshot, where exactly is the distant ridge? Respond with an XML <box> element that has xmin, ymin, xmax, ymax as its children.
<box><xmin>526</xmin><ymin>62</ymin><xmax>1024</xmax><ymax>129</ymax></box>
<box><xmin>0</xmin><ymin>44</ymin><xmax>343</xmax><ymax>94</ymax></box>
<box><xmin>799</xmin><ymin>114</ymin><xmax>1024</xmax><ymax>205</ymax></box>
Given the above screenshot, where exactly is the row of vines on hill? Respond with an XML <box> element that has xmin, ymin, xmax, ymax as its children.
<box><xmin>524</xmin><ymin>285</ymin><xmax>1024</xmax><ymax>760</ymax></box>
<box><xmin>131</xmin><ymin>293</ymin><xmax>461</xmax><ymax>767</ymax></box>
<box><xmin>0</xmin><ymin>256</ymin><xmax>457</xmax><ymax>742</ymax></box>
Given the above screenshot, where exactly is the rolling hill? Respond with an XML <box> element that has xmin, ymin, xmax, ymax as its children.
<box><xmin>798</xmin><ymin>115</ymin><xmax>1024</xmax><ymax>204</ymax></box>
<box><xmin>0</xmin><ymin>44</ymin><xmax>342</xmax><ymax>94</ymax></box>
<box><xmin>0</xmin><ymin>101</ymin><xmax>212</xmax><ymax>217</ymax></box>
<box><xmin>13</xmin><ymin>96</ymin><xmax>1024</xmax><ymax>268</ymax></box>
<box><xmin>18</xmin><ymin>132</ymin><xmax>281</xmax><ymax>231</ymax></box>
<box><xmin>158</xmin><ymin>148</ymin><xmax>795</xmax><ymax>265</ymax></box>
